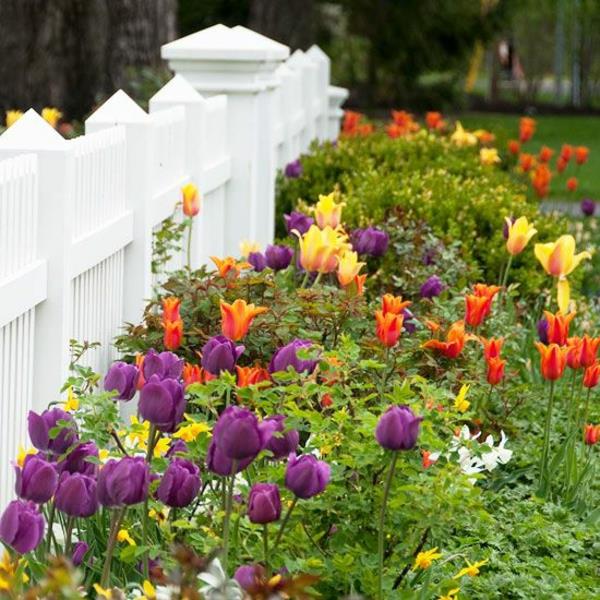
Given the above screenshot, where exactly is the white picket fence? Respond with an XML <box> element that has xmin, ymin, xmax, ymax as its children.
<box><xmin>0</xmin><ymin>24</ymin><xmax>347</xmax><ymax>507</ymax></box>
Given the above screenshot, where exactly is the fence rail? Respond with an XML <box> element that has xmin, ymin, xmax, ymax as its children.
<box><xmin>0</xmin><ymin>24</ymin><xmax>347</xmax><ymax>509</ymax></box>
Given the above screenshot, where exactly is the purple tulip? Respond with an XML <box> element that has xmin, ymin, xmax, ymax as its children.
<box><xmin>264</xmin><ymin>415</ymin><xmax>299</xmax><ymax>459</ymax></box>
<box><xmin>503</xmin><ymin>216</ymin><xmax>516</xmax><ymax>240</ymax></box>
<box><xmin>422</xmin><ymin>245</ymin><xmax>440</xmax><ymax>266</ymax></box>
<box><xmin>247</xmin><ymin>483</ymin><xmax>281</xmax><ymax>524</ymax></box>
<box><xmin>213</xmin><ymin>406</ymin><xmax>275</xmax><ymax>461</ymax></box>
<box><xmin>284</xmin><ymin>211</ymin><xmax>314</xmax><ymax>236</ymax></box>
<box><xmin>156</xmin><ymin>458</ymin><xmax>201</xmax><ymax>508</ymax></box>
<box><xmin>206</xmin><ymin>440</ymin><xmax>254</xmax><ymax>476</ymax></box>
<box><xmin>201</xmin><ymin>335</ymin><xmax>244</xmax><ymax>375</ymax></box>
<box><xmin>28</xmin><ymin>408</ymin><xmax>78</xmax><ymax>455</ymax></box>
<box><xmin>15</xmin><ymin>454</ymin><xmax>58</xmax><ymax>504</ymax></box>
<box><xmin>285</xmin><ymin>453</ymin><xmax>330</xmax><ymax>499</ymax></box>
<box><xmin>57</xmin><ymin>441</ymin><xmax>99</xmax><ymax>477</ymax></box>
<box><xmin>142</xmin><ymin>348</ymin><xmax>183</xmax><ymax>381</ymax></box>
<box><xmin>54</xmin><ymin>472</ymin><xmax>98</xmax><ymax>517</ymax></box>
<box><xmin>97</xmin><ymin>457</ymin><xmax>150</xmax><ymax>507</ymax></box>
<box><xmin>284</xmin><ymin>158</ymin><xmax>303</xmax><ymax>178</ymax></box>
<box><xmin>375</xmin><ymin>405</ymin><xmax>422</xmax><ymax>451</ymax></box>
<box><xmin>350</xmin><ymin>227</ymin><xmax>389</xmax><ymax>257</ymax></box>
<box><xmin>248</xmin><ymin>251</ymin><xmax>267</xmax><ymax>272</ymax></box>
<box><xmin>537</xmin><ymin>318</ymin><xmax>549</xmax><ymax>344</ymax></box>
<box><xmin>265</xmin><ymin>244</ymin><xmax>293</xmax><ymax>271</ymax></box>
<box><xmin>420</xmin><ymin>275</ymin><xmax>445</xmax><ymax>299</ymax></box>
<box><xmin>139</xmin><ymin>375</ymin><xmax>186</xmax><ymax>433</ymax></box>
<box><xmin>401</xmin><ymin>308</ymin><xmax>416</xmax><ymax>335</ymax></box>
<box><xmin>0</xmin><ymin>500</ymin><xmax>45</xmax><ymax>554</ymax></box>
<box><xmin>166</xmin><ymin>439</ymin><xmax>189</xmax><ymax>458</ymax></box>
<box><xmin>581</xmin><ymin>198</ymin><xmax>596</xmax><ymax>217</ymax></box>
<box><xmin>235</xmin><ymin>564</ymin><xmax>265</xmax><ymax>592</ymax></box>
<box><xmin>72</xmin><ymin>541</ymin><xmax>89</xmax><ymax>566</ymax></box>
<box><xmin>104</xmin><ymin>361</ymin><xmax>139</xmax><ymax>401</ymax></box>
<box><xmin>269</xmin><ymin>339</ymin><xmax>318</xmax><ymax>375</ymax></box>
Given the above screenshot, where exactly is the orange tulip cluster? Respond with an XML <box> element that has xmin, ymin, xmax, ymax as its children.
<box><xmin>375</xmin><ymin>294</ymin><xmax>410</xmax><ymax>347</ymax></box>
<box><xmin>425</xmin><ymin>111</ymin><xmax>446</xmax><ymax>131</ymax></box>
<box><xmin>464</xmin><ymin>284</ymin><xmax>500</xmax><ymax>328</ymax></box>
<box><xmin>386</xmin><ymin>110</ymin><xmax>420</xmax><ymax>138</ymax></box>
<box><xmin>342</xmin><ymin>111</ymin><xmax>374</xmax><ymax>137</ymax></box>
<box><xmin>182</xmin><ymin>362</ymin><xmax>214</xmax><ymax>388</ymax></box>
<box><xmin>162</xmin><ymin>297</ymin><xmax>184</xmax><ymax>351</ymax></box>
<box><xmin>422</xmin><ymin>320</ymin><xmax>468</xmax><ymax>359</ymax></box>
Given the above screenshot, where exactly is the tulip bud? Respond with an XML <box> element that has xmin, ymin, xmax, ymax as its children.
<box><xmin>97</xmin><ymin>457</ymin><xmax>150</xmax><ymax>507</ymax></box>
<box><xmin>581</xmin><ymin>198</ymin><xmax>596</xmax><ymax>217</ymax></box>
<box><xmin>486</xmin><ymin>357</ymin><xmax>506</xmax><ymax>386</ymax></box>
<box><xmin>350</xmin><ymin>227</ymin><xmax>389</xmax><ymax>257</ymax></box>
<box><xmin>235</xmin><ymin>564</ymin><xmax>265</xmax><ymax>592</ymax></box>
<box><xmin>284</xmin><ymin>211</ymin><xmax>313</xmax><ymax>235</ymax></box>
<box><xmin>269</xmin><ymin>339</ymin><xmax>318</xmax><ymax>374</ymax></box>
<box><xmin>54</xmin><ymin>472</ymin><xmax>98</xmax><ymax>517</ymax></box>
<box><xmin>142</xmin><ymin>348</ymin><xmax>183</xmax><ymax>381</ymax></box>
<box><xmin>265</xmin><ymin>244</ymin><xmax>294</xmax><ymax>271</ymax></box>
<box><xmin>0</xmin><ymin>500</ymin><xmax>45</xmax><ymax>554</ymax></box>
<box><xmin>584</xmin><ymin>424</ymin><xmax>600</xmax><ymax>445</ymax></box>
<box><xmin>284</xmin><ymin>159</ymin><xmax>303</xmax><ymax>178</ymax></box>
<box><xmin>182</xmin><ymin>183</ymin><xmax>200</xmax><ymax>217</ymax></box>
<box><xmin>201</xmin><ymin>335</ymin><xmax>245</xmax><ymax>375</ymax></box>
<box><xmin>264</xmin><ymin>415</ymin><xmax>299</xmax><ymax>459</ymax></box>
<box><xmin>156</xmin><ymin>458</ymin><xmax>201</xmax><ymax>508</ymax></box>
<box><xmin>104</xmin><ymin>361</ymin><xmax>139</xmax><ymax>401</ymax></box>
<box><xmin>72</xmin><ymin>541</ymin><xmax>89</xmax><ymax>566</ymax></box>
<box><xmin>139</xmin><ymin>375</ymin><xmax>186</xmax><ymax>433</ymax></box>
<box><xmin>247</xmin><ymin>483</ymin><xmax>281</xmax><ymax>524</ymax></box>
<box><xmin>583</xmin><ymin>363</ymin><xmax>600</xmax><ymax>389</ymax></box>
<box><xmin>28</xmin><ymin>408</ymin><xmax>78</xmax><ymax>455</ymax></box>
<box><xmin>420</xmin><ymin>275</ymin><xmax>445</xmax><ymax>299</ymax></box>
<box><xmin>285</xmin><ymin>453</ymin><xmax>330</xmax><ymax>499</ymax></box>
<box><xmin>248</xmin><ymin>251</ymin><xmax>267</xmax><ymax>272</ymax></box>
<box><xmin>375</xmin><ymin>405</ymin><xmax>422</xmax><ymax>451</ymax></box>
<box><xmin>15</xmin><ymin>455</ymin><xmax>58</xmax><ymax>504</ymax></box>
<box><xmin>163</xmin><ymin>319</ymin><xmax>184</xmax><ymax>351</ymax></box>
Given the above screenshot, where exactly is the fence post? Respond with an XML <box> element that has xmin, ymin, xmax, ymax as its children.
<box><xmin>0</xmin><ymin>110</ymin><xmax>73</xmax><ymax>410</ymax></box>
<box><xmin>86</xmin><ymin>90</ymin><xmax>154</xmax><ymax>326</ymax></box>
<box><xmin>287</xmin><ymin>49</ymin><xmax>319</xmax><ymax>152</ymax></box>
<box><xmin>306</xmin><ymin>45</ymin><xmax>331</xmax><ymax>142</ymax></box>
<box><xmin>162</xmin><ymin>24</ymin><xmax>289</xmax><ymax>254</ymax></box>
<box><xmin>328</xmin><ymin>86</ymin><xmax>349</xmax><ymax>141</ymax></box>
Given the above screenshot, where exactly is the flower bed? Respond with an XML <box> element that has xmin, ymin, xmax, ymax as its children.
<box><xmin>1</xmin><ymin>113</ymin><xmax>599</xmax><ymax>599</ymax></box>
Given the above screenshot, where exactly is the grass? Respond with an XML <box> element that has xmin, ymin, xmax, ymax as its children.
<box><xmin>459</xmin><ymin>112</ymin><xmax>600</xmax><ymax>203</ymax></box>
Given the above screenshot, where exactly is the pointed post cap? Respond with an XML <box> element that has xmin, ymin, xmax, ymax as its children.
<box><xmin>162</xmin><ymin>23</ymin><xmax>289</xmax><ymax>62</ymax></box>
<box><xmin>86</xmin><ymin>90</ymin><xmax>149</xmax><ymax>126</ymax></box>
<box><xmin>150</xmin><ymin>74</ymin><xmax>206</xmax><ymax>105</ymax></box>
<box><xmin>0</xmin><ymin>109</ymin><xmax>68</xmax><ymax>150</ymax></box>
<box><xmin>307</xmin><ymin>45</ymin><xmax>330</xmax><ymax>63</ymax></box>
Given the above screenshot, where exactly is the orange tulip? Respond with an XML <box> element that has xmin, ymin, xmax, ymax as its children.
<box><xmin>566</xmin><ymin>177</ymin><xmax>578</xmax><ymax>192</ymax></box>
<box><xmin>556</xmin><ymin>156</ymin><xmax>567</xmax><ymax>173</ymax></box>
<box><xmin>424</xmin><ymin>319</ymin><xmax>440</xmax><ymax>333</ymax></box>
<box><xmin>351</xmin><ymin>273</ymin><xmax>367</xmax><ymax>296</ymax></box>
<box><xmin>391</xmin><ymin>110</ymin><xmax>419</xmax><ymax>133</ymax></box>
<box><xmin>535</xmin><ymin>342</ymin><xmax>568</xmax><ymax>381</ymax></box>
<box><xmin>566</xmin><ymin>337</ymin><xmax>583</xmax><ymax>370</ymax></box>
<box><xmin>135</xmin><ymin>353</ymin><xmax>146</xmax><ymax>390</ymax></box>
<box><xmin>162</xmin><ymin>296</ymin><xmax>181</xmax><ymax>323</ymax></box>
<box><xmin>538</xmin><ymin>146</ymin><xmax>554</xmax><ymax>163</ymax></box>
<box><xmin>560</xmin><ymin>144</ymin><xmax>573</xmax><ymax>162</ymax></box>
<box><xmin>182</xmin><ymin>363</ymin><xmax>204</xmax><ymax>388</ymax></box>
<box><xmin>486</xmin><ymin>357</ymin><xmax>506</xmax><ymax>385</ymax></box>
<box><xmin>584</xmin><ymin>424</ymin><xmax>600</xmax><ymax>445</ymax></box>
<box><xmin>375</xmin><ymin>310</ymin><xmax>404</xmax><ymax>347</ymax></box>
<box><xmin>220</xmin><ymin>299</ymin><xmax>267</xmax><ymax>341</ymax></box>
<box><xmin>473</xmin><ymin>283</ymin><xmax>501</xmax><ymax>300</ymax></box>
<box><xmin>532</xmin><ymin>163</ymin><xmax>552</xmax><ymax>198</ymax></box>
<box><xmin>236</xmin><ymin>365</ymin><xmax>270</xmax><ymax>387</ymax></box>
<box><xmin>381</xmin><ymin>293</ymin><xmax>411</xmax><ymax>315</ymax></box>
<box><xmin>425</xmin><ymin>111</ymin><xmax>443</xmax><ymax>130</ymax></box>
<box><xmin>210</xmin><ymin>256</ymin><xmax>251</xmax><ymax>279</ymax></box>
<box><xmin>579</xmin><ymin>335</ymin><xmax>600</xmax><ymax>368</ymax></box>
<box><xmin>164</xmin><ymin>319</ymin><xmax>183</xmax><ymax>351</ymax></box>
<box><xmin>507</xmin><ymin>139</ymin><xmax>521</xmax><ymax>155</ymax></box>
<box><xmin>422</xmin><ymin>320</ymin><xmax>467</xmax><ymax>359</ymax></box>
<box><xmin>465</xmin><ymin>285</ymin><xmax>499</xmax><ymax>328</ymax></box>
<box><xmin>544</xmin><ymin>310</ymin><xmax>575</xmax><ymax>346</ymax></box>
<box><xmin>480</xmin><ymin>337</ymin><xmax>504</xmax><ymax>360</ymax></box>
<box><xmin>519</xmin><ymin>117</ymin><xmax>536</xmax><ymax>142</ymax></box>
<box><xmin>575</xmin><ymin>146</ymin><xmax>589</xmax><ymax>165</ymax></box>
<box><xmin>519</xmin><ymin>152</ymin><xmax>535</xmax><ymax>172</ymax></box>
<box><xmin>182</xmin><ymin>183</ymin><xmax>200</xmax><ymax>217</ymax></box>
<box><xmin>583</xmin><ymin>362</ymin><xmax>600</xmax><ymax>389</ymax></box>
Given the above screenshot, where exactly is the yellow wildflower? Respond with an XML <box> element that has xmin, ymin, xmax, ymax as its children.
<box><xmin>439</xmin><ymin>588</ymin><xmax>460</xmax><ymax>600</ymax></box>
<box><xmin>142</xmin><ymin>579</ymin><xmax>157</xmax><ymax>599</ymax></box>
<box><xmin>16</xmin><ymin>446</ymin><xmax>37</xmax><ymax>468</ymax></box>
<box><xmin>98</xmin><ymin>449</ymin><xmax>110</xmax><ymax>462</ymax></box>
<box><xmin>41</xmin><ymin>107</ymin><xmax>62</xmax><ymax>128</ymax></box>
<box><xmin>149</xmin><ymin>507</ymin><xmax>169</xmax><ymax>523</ymax></box>
<box><xmin>453</xmin><ymin>384</ymin><xmax>470</xmax><ymax>413</ymax></box>
<box><xmin>453</xmin><ymin>558</ymin><xmax>488</xmax><ymax>579</ymax></box>
<box><xmin>117</xmin><ymin>529</ymin><xmax>136</xmax><ymax>546</ymax></box>
<box><xmin>412</xmin><ymin>547</ymin><xmax>442</xmax><ymax>570</ymax></box>
<box><xmin>5</xmin><ymin>110</ymin><xmax>23</xmax><ymax>128</ymax></box>
<box><xmin>450</xmin><ymin>122</ymin><xmax>477</xmax><ymax>147</ymax></box>
<box><xmin>480</xmin><ymin>148</ymin><xmax>500</xmax><ymax>166</ymax></box>
<box><xmin>239</xmin><ymin>240</ymin><xmax>261</xmax><ymax>258</ymax></box>
<box><xmin>63</xmin><ymin>387</ymin><xmax>79</xmax><ymax>412</ymax></box>
<box><xmin>153</xmin><ymin>437</ymin><xmax>171</xmax><ymax>457</ymax></box>
<box><xmin>173</xmin><ymin>420</ymin><xmax>211</xmax><ymax>442</ymax></box>
<box><xmin>93</xmin><ymin>583</ymin><xmax>113</xmax><ymax>598</ymax></box>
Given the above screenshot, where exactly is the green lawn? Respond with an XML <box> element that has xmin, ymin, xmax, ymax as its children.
<box><xmin>459</xmin><ymin>112</ymin><xmax>600</xmax><ymax>202</ymax></box>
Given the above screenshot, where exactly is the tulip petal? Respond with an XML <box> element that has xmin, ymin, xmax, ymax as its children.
<box><xmin>557</xmin><ymin>278</ymin><xmax>570</xmax><ymax>314</ymax></box>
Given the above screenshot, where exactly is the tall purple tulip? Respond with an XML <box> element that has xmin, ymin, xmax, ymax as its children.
<box><xmin>285</xmin><ymin>453</ymin><xmax>330</xmax><ymax>499</ymax></box>
<box><xmin>247</xmin><ymin>483</ymin><xmax>281</xmax><ymax>524</ymax></box>
<box><xmin>420</xmin><ymin>275</ymin><xmax>445</xmax><ymax>299</ymax></box>
<box><xmin>201</xmin><ymin>335</ymin><xmax>244</xmax><ymax>375</ymax></box>
<box><xmin>265</xmin><ymin>245</ymin><xmax>293</xmax><ymax>271</ymax></box>
<box><xmin>15</xmin><ymin>454</ymin><xmax>58</xmax><ymax>504</ymax></box>
<box><xmin>213</xmin><ymin>406</ymin><xmax>275</xmax><ymax>461</ymax></box>
<box><xmin>0</xmin><ymin>500</ymin><xmax>45</xmax><ymax>554</ymax></box>
<box><xmin>58</xmin><ymin>441</ymin><xmax>99</xmax><ymax>477</ymax></box>
<box><xmin>142</xmin><ymin>348</ymin><xmax>183</xmax><ymax>381</ymax></box>
<box><xmin>139</xmin><ymin>375</ymin><xmax>186</xmax><ymax>433</ymax></box>
<box><xmin>269</xmin><ymin>339</ymin><xmax>318</xmax><ymax>375</ymax></box>
<box><xmin>104</xmin><ymin>361</ymin><xmax>139</xmax><ymax>400</ymax></box>
<box><xmin>375</xmin><ymin>405</ymin><xmax>422</xmax><ymax>451</ymax></box>
<box><xmin>248</xmin><ymin>251</ymin><xmax>267</xmax><ymax>272</ymax></box>
<box><xmin>97</xmin><ymin>457</ymin><xmax>150</xmax><ymax>507</ymax></box>
<box><xmin>72</xmin><ymin>541</ymin><xmax>89</xmax><ymax>566</ymax></box>
<box><xmin>350</xmin><ymin>227</ymin><xmax>389</xmax><ymax>257</ymax></box>
<box><xmin>54</xmin><ymin>472</ymin><xmax>98</xmax><ymax>517</ymax></box>
<box><xmin>156</xmin><ymin>458</ymin><xmax>201</xmax><ymax>508</ymax></box>
<box><xmin>28</xmin><ymin>408</ymin><xmax>78</xmax><ymax>455</ymax></box>
<box><xmin>284</xmin><ymin>211</ymin><xmax>313</xmax><ymax>236</ymax></box>
<box><xmin>581</xmin><ymin>198</ymin><xmax>596</xmax><ymax>217</ymax></box>
<box><xmin>235</xmin><ymin>564</ymin><xmax>265</xmax><ymax>592</ymax></box>
<box><xmin>206</xmin><ymin>440</ymin><xmax>254</xmax><ymax>476</ymax></box>
<box><xmin>284</xmin><ymin>158</ymin><xmax>303</xmax><ymax>178</ymax></box>
<box><xmin>264</xmin><ymin>415</ymin><xmax>299</xmax><ymax>459</ymax></box>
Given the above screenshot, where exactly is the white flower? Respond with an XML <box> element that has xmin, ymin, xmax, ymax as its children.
<box><xmin>198</xmin><ymin>558</ymin><xmax>244</xmax><ymax>600</ymax></box>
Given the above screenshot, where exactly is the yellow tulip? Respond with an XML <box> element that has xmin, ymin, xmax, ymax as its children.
<box><xmin>534</xmin><ymin>235</ymin><xmax>591</xmax><ymax>312</ymax></box>
<box><xmin>453</xmin><ymin>384</ymin><xmax>470</xmax><ymax>413</ymax></box>
<box><xmin>298</xmin><ymin>225</ymin><xmax>349</xmax><ymax>273</ymax></box>
<box><xmin>5</xmin><ymin>110</ymin><xmax>23</xmax><ymax>128</ymax></box>
<box><xmin>450</xmin><ymin>122</ymin><xmax>477</xmax><ymax>147</ymax></box>
<box><xmin>41</xmin><ymin>107</ymin><xmax>62</xmax><ymax>128</ymax></box>
<box><xmin>505</xmin><ymin>216</ymin><xmax>537</xmax><ymax>256</ymax></box>
<box><xmin>337</xmin><ymin>250</ymin><xmax>364</xmax><ymax>287</ymax></box>
<box><xmin>314</xmin><ymin>192</ymin><xmax>345</xmax><ymax>229</ymax></box>
<box><xmin>480</xmin><ymin>148</ymin><xmax>500</xmax><ymax>165</ymax></box>
<box><xmin>239</xmin><ymin>240</ymin><xmax>261</xmax><ymax>258</ymax></box>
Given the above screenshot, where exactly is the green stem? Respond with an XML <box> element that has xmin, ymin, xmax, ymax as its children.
<box><xmin>142</xmin><ymin>425</ymin><xmax>158</xmax><ymax>578</ymax></box>
<box><xmin>538</xmin><ymin>380</ymin><xmax>556</xmax><ymax>496</ymax></box>
<box><xmin>45</xmin><ymin>502</ymin><xmax>56</xmax><ymax>555</ymax></box>
<box><xmin>300</xmin><ymin>271</ymin><xmax>311</xmax><ymax>289</ymax></box>
<box><xmin>581</xmin><ymin>387</ymin><xmax>592</xmax><ymax>429</ymax></box>
<box><xmin>378</xmin><ymin>452</ymin><xmax>399</xmax><ymax>600</ymax></box>
<box><xmin>64</xmin><ymin>516</ymin><xmax>74</xmax><ymax>555</ymax></box>
<box><xmin>273</xmin><ymin>497</ymin><xmax>299</xmax><ymax>550</ymax></box>
<box><xmin>263</xmin><ymin>524</ymin><xmax>270</xmax><ymax>578</ymax></box>
<box><xmin>186</xmin><ymin>220</ymin><xmax>193</xmax><ymax>271</ymax></box>
<box><xmin>312</xmin><ymin>272</ymin><xmax>323</xmax><ymax>287</ymax></box>
<box><xmin>221</xmin><ymin>461</ymin><xmax>238</xmax><ymax>575</ymax></box>
<box><xmin>500</xmin><ymin>255</ymin><xmax>513</xmax><ymax>305</ymax></box>
<box><xmin>101</xmin><ymin>508</ymin><xmax>125</xmax><ymax>588</ymax></box>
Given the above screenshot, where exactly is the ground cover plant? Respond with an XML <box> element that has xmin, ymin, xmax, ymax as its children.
<box><xmin>0</xmin><ymin>112</ymin><xmax>599</xmax><ymax>600</ymax></box>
